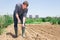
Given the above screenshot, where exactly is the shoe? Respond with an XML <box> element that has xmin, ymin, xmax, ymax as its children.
<box><xmin>12</xmin><ymin>35</ymin><xmax>18</xmax><ymax>38</ymax></box>
<box><xmin>22</xmin><ymin>33</ymin><xmax>26</xmax><ymax>38</ymax></box>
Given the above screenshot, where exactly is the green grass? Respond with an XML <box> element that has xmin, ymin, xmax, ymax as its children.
<box><xmin>0</xmin><ymin>15</ymin><xmax>13</xmax><ymax>35</ymax></box>
<box><xmin>26</xmin><ymin>17</ymin><xmax>60</xmax><ymax>24</ymax></box>
<box><xmin>26</xmin><ymin>18</ymin><xmax>43</xmax><ymax>24</ymax></box>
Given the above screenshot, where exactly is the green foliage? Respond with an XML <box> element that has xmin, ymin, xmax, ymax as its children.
<box><xmin>26</xmin><ymin>18</ymin><xmax>34</xmax><ymax>24</ymax></box>
<box><xmin>0</xmin><ymin>27</ymin><xmax>3</xmax><ymax>35</ymax></box>
<box><xmin>26</xmin><ymin>17</ymin><xmax>60</xmax><ymax>24</ymax></box>
<box><xmin>50</xmin><ymin>17</ymin><xmax>58</xmax><ymax>24</ymax></box>
<box><xmin>3</xmin><ymin>15</ymin><xmax>13</xmax><ymax>28</ymax></box>
<box><xmin>0</xmin><ymin>15</ymin><xmax>13</xmax><ymax>35</ymax></box>
<box><xmin>41</xmin><ymin>18</ymin><xmax>45</xmax><ymax>22</ymax></box>
<box><xmin>57</xmin><ymin>17</ymin><xmax>60</xmax><ymax>24</ymax></box>
<box><xmin>26</xmin><ymin>18</ymin><xmax>43</xmax><ymax>24</ymax></box>
<box><xmin>44</xmin><ymin>16</ymin><xmax>52</xmax><ymax>22</ymax></box>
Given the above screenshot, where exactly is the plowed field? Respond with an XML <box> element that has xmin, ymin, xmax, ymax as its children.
<box><xmin>0</xmin><ymin>22</ymin><xmax>60</xmax><ymax>40</ymax></box>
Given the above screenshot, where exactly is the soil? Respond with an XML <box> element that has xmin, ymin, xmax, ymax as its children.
<box><xmin>0</xmin><ymin>22</ymin><xmax>60</xmax><ymax>40</ymax></box>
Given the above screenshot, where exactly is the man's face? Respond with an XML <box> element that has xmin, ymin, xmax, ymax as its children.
<box><xmin>22</xmin><ymin>4</ymin><xmax>27</xmax><ymax>9</ymax></box>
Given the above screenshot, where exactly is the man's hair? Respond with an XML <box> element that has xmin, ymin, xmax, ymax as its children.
<box><xmin>23</xmin><ymin>1</ymin><xmax>29</xmax><ymax>7</ymax></box>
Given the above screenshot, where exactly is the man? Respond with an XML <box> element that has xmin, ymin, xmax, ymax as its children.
<box><xmin>13</xmin><ymin>1</ymin><xmax>29</xmax><ymax>38</ymax></box>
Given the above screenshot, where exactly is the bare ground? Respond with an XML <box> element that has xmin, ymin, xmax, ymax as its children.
<box><xmin>0</xmin><ymin>22</ymin><xmax>60</xmax><ymax>40</ymax></box>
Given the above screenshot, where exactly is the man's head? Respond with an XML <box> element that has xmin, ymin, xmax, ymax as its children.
<box><xmin>22</xmin><ymin>1</ymin><xmax>29</xmax><ymax>9</ymax></box>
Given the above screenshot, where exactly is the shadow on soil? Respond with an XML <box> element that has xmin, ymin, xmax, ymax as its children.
<box><xmin>6</xmin><ymin>32</ymin><xmax>20</xmax><ymax>38</ymax></box>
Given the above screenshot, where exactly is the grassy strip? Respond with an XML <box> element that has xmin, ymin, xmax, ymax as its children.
<box><xmin>0</xmin><ymin>15</ymin><xmax>13</xmax><ymax>35</ymax></box>
<box><xmin>26</xmin><ymin>17</ymin><xmax>60</xmax><ymax>24</ymax></box>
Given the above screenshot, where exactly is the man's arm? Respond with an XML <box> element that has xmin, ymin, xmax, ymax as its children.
<box><xmin>22</xmin><ymin>9</ymin><xmax>28</xmax><ymax>26</ymax></box>
<box><xmin>23</xmin><ymin>17</ymin><xmax>26</xmax><ymax>26</ymax></box>
<box><xmin>15</xmin><ymin>4</ymin><xmax>20</xmax><ymax>23</ymax></box>
<box><xmin>16</xmin><ymin>13</ymin><xmax>20</xmax><ymax>23</ymax></box>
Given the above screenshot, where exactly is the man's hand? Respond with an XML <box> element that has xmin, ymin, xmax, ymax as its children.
<box><xmin>18</xmin><ymin>19</ymin><xmax>20</xmax><ymax>23</ymax></box>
